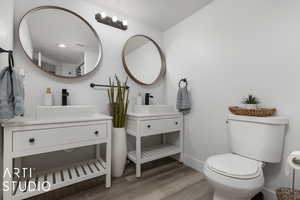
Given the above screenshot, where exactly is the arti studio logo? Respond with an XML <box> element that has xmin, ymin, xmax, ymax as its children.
<box><xmin>3</xmin><ymin>168</ymin><xmax>51</xmax><ymax>192</ymax></box>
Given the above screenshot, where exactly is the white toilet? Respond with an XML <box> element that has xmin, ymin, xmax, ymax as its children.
<box><xmin>204</xmin><ymin>114</ymin><xmax>288</xmax><ymax>200</ymax></box>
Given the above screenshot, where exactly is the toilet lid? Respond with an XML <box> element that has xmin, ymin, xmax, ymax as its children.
<box><xmin>206</xmin><ymin>153</ymin><xmax>262</xmax><ymax>179</ymax></box>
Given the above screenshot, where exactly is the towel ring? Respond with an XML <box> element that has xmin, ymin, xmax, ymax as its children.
<box><xmin>178</xmin><ymin>78</ymin><xmax>188</xmax><ymax>88</ymax></box>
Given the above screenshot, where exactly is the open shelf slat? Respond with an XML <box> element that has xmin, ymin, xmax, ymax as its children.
<box><xmin>13</xmin><ymin>159</ymin><xmax>107</xmax><ymax>200</ymax></box>
<box><xmin>128</xmin><ymin>144</ymin><xmax>181</xmax><ymax>164</ymax></box>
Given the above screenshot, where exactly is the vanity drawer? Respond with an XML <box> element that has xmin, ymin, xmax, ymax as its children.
<box><xmin>13</xmin><ymin>123</ymin><xmax>107</xmax><ymax>152</ymax></box>
<box><xmin>141</xmin><ymin>118</ymin><xmax>181</xmax><ymax>135</ymax></box>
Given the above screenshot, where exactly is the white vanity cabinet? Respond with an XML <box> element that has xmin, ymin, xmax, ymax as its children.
<box><xmin>1</xmin><ymin>115</ymin><xmax>112</xmax><ymax>200</ymax></box>
<box><xmin>126</xmin><ymin>112</ymin><xmax>183</xmax><ymax>177</ymax></box>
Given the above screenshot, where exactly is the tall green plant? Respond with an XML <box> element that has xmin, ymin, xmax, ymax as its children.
<box><xmin>107</xmin><ymin>76</ymin><xmax>129</xmax><ymax>128</ymax></box>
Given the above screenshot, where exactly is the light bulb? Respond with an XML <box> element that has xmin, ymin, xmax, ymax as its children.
<box><xmin>122</xmin><ymin>20</ymin><xmax>128</xmax><ymax>26</ymax></box>
<box><xmin>101</xmin><ymin>12</ymin><xmax>106</xmax><ymax>19</ymax></box>
<box><xmin>112</xmin><ymin>16</ymin><xmax>118</xmax><ymax>23</ymax></box>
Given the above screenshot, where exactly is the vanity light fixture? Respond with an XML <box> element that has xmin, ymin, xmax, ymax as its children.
<box><xmin>100</xmin><ymin>12</ymin><xmax>106</xmax><ymax>19</ymax></box>
<box><xmin>95</xmin><ymin>12</ymin><xmax>128</xmax><ymax>31</ymax></box>
<box><xmin>122</xmin><ymin>20</ymin><xmax>128</xmax><ymax>26</ymax></box>
<box><xmin>112</xmin><ymin>16</ymin><xmax>118</xmax><ymax>23</ymax></box>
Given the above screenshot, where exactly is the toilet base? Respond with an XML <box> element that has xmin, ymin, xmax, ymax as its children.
<box><xmin>213</xmin><ymin>191</ymin><xmax>250</xmax><ymax>200</ymax></box>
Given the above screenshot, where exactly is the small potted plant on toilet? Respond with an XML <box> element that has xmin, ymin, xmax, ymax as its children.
<box><xmin>107</xmin><ymin>76</ymin><xmax>129</xmax><ymax>177</ymax></box>
<box><xmin>242</xmin><ymin>94</ymin><xmax>259</xmax><ymax>109</ymax></box>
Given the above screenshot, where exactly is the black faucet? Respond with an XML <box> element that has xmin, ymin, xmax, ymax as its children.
<box><xmin>145</xmin><ymin>93</ymin><xmax>154</xmax><ymax>105</ymax></box>
<box><xmin>62</xmin><ymin>89</ymin><xmax>69</xmax><ymax>106</ymax></box>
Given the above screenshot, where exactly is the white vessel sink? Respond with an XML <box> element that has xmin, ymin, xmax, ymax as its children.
<box><xmin>36</xmin><ymin>105</ymin><xmax>97</xmax><ymax>120</ymax></box>
<box><xmin>133</xmin><ymin>105</ymin><xmax>176</xmax><ymax>114</ymax></box>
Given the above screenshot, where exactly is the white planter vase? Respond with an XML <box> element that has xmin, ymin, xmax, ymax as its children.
<box><xmin>244</xmin><ymin>104</ymin><xmax>257</xmax><ymax>109</ymax></box>
<box><xmin>112</xmin><ymin>127</ymin><xmax>127</xmax><ymax>177</ymax></box>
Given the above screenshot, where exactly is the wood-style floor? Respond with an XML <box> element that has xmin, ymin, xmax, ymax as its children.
<box><xmin>29</xmin><ymin>158</ymin><xmax>213</xmax><ymax>200</ymax></box>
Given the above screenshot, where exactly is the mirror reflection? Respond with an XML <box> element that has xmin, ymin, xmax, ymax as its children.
<box><xmin>122</xmin><ymin>35</ymin><xmax>165</xmax><ymax>85</ymax></box>
<box><xmin>19</xmin><ymin>7</ymin><xmax>102</xmax><ymax>78</ymax></box>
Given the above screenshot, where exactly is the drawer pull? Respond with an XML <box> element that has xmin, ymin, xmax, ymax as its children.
<box><xmin>175</xmin><ymin>122</ymin><xmax>179</xmax><ymax>125</ymax></box>
<box><xmin>147</xmin><ymin>125</ymin><xmax>151</xmax><ymax>128</ymax></box>
<box><xmin>29</xmin><ymin>138</ymin><xmax>35</xmax><ymax>143</ymax></box>
<box><xmin>94</xmin><ymin>131</ymin><xmax>99</xmax><ymax>135</ymax></box>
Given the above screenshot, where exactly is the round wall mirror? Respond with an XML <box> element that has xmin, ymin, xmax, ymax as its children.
<box><xmin>122</xmin><ymin>35</ymin><xmax>166</xmax><ymax>85</ymax></box>
<box><xmin>19</xmin><ymin>6</ymin><xmax>102</xmax><ymax>78</ymax></box>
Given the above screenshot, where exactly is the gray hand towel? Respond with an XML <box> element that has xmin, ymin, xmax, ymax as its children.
<box><xmin>0</xmin><ymin>67</ymin><xmax>25</xmax><ymax>119</ymax></box>
<box><xmin>176</xmin><ymin>87</ymin><xmax>191</xmax><ymax>114</ymax></box>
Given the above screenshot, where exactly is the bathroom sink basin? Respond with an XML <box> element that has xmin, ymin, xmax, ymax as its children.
<box><xmin>133</xmin><ymin>105</ymin><xmax>176</xmax><ymax>114</ymax></box>
<box><xmin>36</xmin><ymin>105</ymin><xmax>98</xmax><ymax>120</ymax></box>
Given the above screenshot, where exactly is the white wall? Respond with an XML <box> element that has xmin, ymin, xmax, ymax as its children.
<box><xmin>165</xmin><ymin>0</ymin><xmax>300</xmax><ymax>198</ymax></box>
<box><xmin>0</xmin><ymin>0</ymin><xmax>14</xmax><ymax>70</ymax></box>
<box><xmin>14</xmin><ymin>0</ymin><xmax>166</xmax><ymax>170</ymax></box>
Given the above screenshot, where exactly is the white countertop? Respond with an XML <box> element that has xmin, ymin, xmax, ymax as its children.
<box><xmin>127</xmin><ymin>112</ymin><xmax>182</xmax><ymax>118</ymax></box>
<box><xmin>0</xmin><ymin>114</ymin><xmax>112</xmax><ymax>127</ymax></box>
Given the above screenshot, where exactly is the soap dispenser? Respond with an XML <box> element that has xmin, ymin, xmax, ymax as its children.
<box><xmin>43</xmin><ymin>88</ymin><xmax>53</xmax><ymax>106</ymax></box>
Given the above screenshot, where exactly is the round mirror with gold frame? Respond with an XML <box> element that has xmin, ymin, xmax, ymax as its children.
<box><xmin>122</xmin><ymin>35</ymin><xmax>166</xmax><ymax>85</ymax></box>
<box><xmin>19</xmin><ymin>6</ymin><xmax>102</xmax><ymax>78</ymax></box>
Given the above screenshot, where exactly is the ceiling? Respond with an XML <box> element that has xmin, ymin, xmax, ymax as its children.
<box><xmin>87</xmin><ymin>0</ymin><xmax>213</xmax><ymax>31</ymax></box>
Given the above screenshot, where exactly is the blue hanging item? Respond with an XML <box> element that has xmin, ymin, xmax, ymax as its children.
<box><xmin>0</xmin><ymin>48</ymin><xmax>24</xmax><ymax>119</ymax></box>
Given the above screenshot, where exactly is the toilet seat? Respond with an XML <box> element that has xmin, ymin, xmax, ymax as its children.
<box><xmin>206</xmin><ymin>153</ymin><xmax>262</xmax><ymax>179</ymax></box>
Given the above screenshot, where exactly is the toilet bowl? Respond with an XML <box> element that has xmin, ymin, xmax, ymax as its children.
<box><xmin>204</xmin><ymin>153</ymin><xmax>264</xmax><ymax>200</ymax></box>
<box><xmin>203</xmin><ymin>115</ymin><xmax>288</xmax><ymax>200</ymax></box>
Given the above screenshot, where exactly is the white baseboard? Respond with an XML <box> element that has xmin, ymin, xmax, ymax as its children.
<box><xmin>183</xmin><ymin>154</ymin><xmax>276</xmax><ymax>200</ymax></box>
<box><xmin>183</xmin><ymin>154</ymin><xmax>205</xmax><ymax>172</ymax></box>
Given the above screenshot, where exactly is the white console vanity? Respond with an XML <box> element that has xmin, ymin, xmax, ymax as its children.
<box><xmin>1</xmin><ymin>106</ymin><xmax>112</xmax><ymax>200</ymax></box>
<box><xmin>127</xmin><ymin>105</ymin><xmax>183</xmax><ymax>177</ymax></box>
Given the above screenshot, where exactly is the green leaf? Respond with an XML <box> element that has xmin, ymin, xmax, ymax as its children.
<box><xmin>106</xmin><ymin>75</ymin><xmax>130</xmax><ymax>128</ymax></box>
<box><xmin>242</xmin><ymin>94</ymin><xmax>259</xmax><ymax>104</ymax></box>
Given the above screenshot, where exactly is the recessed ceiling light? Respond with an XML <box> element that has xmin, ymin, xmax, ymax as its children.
<box><xmin>57</xmin><ymin>43</ymin><xmax>67</xmax><ymax>48</ymax></box>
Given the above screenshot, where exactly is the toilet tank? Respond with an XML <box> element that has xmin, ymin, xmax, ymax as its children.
<box><xmin>228</xmin><ymin>114</ymin><xmax>288</xmax><ymax>163</ymax></box>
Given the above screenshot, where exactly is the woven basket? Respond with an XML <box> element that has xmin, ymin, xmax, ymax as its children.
<box><xmin>229</xmin><ymin>106</ymin><xmax>276</xmax><ymax>117</ymax></box>
<box><xmin>276</xmin><ymin>188</ymin><xmax>300</xmax><ymax>200</ymax></box>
